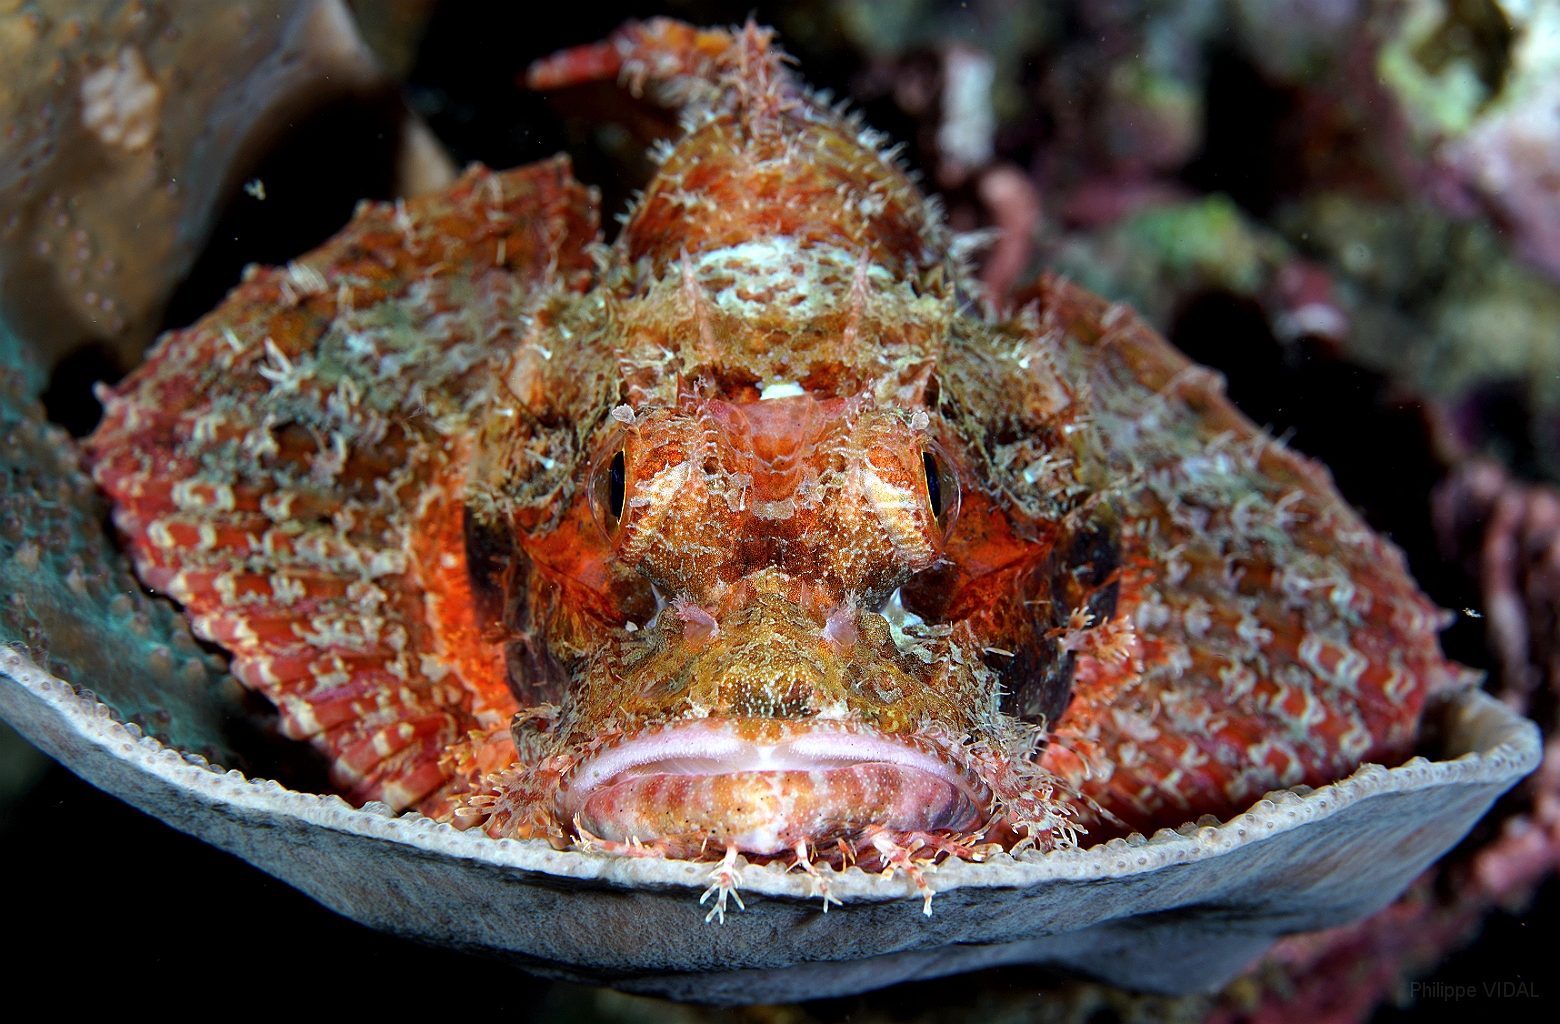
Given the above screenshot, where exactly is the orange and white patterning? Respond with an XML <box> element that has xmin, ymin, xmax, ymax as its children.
<box><xmin>85</xmin><ymin>19</ymin><xmax>1462</xmax><ymax>918</ymax></box>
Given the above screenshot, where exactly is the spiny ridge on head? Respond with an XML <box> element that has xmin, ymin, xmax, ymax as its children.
<box><xmin>529</xmin><ymin>19</ymin><xmax>954</xmax><ymax>286</ymax></box>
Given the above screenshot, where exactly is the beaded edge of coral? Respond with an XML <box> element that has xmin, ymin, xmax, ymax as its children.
<box><xmin>0</xmin><ymin>645</ymin><xmax>1539</xmax><ymax>902</ymax></box>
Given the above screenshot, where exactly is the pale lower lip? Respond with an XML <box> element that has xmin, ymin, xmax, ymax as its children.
<box><xmin>577</xmin><ymin>764</ymin><xmax>982</xmax><ymax>853</ymax></box>
<box><xmin>559</xmin><ymin>720</ymin><xmax>983</xmax><ymax>814</ymax></box>
<box><xmin>557</xmin><ymin>719</ymin><xmax>988</xmax><ymax>851</ymax></box>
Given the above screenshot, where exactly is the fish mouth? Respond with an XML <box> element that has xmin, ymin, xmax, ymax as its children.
<box><xmin>557</xmin><ymin>719</ymin><xmax>989</xmax><ymax>855</ymax></box>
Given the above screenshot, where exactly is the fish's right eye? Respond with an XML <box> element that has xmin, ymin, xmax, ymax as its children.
<box><xmin>607</xmin><ymin>451</ymin><xmax>626</xmax><ymax>518</ymax></box>
<box><xmin>589</xmin><ymin>448</ymin><xmax>628</xmax><ymax>538</ymax></box>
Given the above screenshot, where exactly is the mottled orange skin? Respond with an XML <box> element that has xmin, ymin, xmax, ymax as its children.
<box><xmin>86</xmin><ymin>19</ymin><xmax>1459</xmax><ymax>891</ymax></box>
<box><xmin>88</xmin><ymin>164</ymin><xmax>598</xmax><ymax>810</ymax></box>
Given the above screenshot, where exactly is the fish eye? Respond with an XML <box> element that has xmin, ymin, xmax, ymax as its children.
<box><xmin>921</xmin><ymin>445</ymin><xmax>961</xmax><ymax>538</ymax></box>
<box><xmin>589</xmin><ymin>448</ymin><xmax>628</xmax><ymax>537</ymax></box>
<box><xmin>608</xmin><ymin>451</ymin><xmax>626</xmax><ymax>517</ymax></box>
<box><xmin>924</xmin><ymin>452</ymin><xmax>942</xmax><ymax>518</ymax></box>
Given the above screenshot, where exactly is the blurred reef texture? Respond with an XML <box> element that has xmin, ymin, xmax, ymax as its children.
<box><xmin>766</xmin><ymin>0</ymin><xmax>1560</xmax><ymax>485</ymax></box>
<box><xmin>1</xmin><ymin>1</ymin><xmax>1559</xmax><ymax>1022</ymax></box>
<box><xmin>0</xmin><ymin>0</ymin><xmax>452</xmax><ymax>398</ymax></box>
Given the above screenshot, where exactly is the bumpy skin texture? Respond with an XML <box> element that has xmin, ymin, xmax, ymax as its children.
<box><xmin>86</xmin><ymin>20</ymin><xmax>1460</xmax><ymax>883</ymax></box>
<box><xmin>87</xmin><ymin>163</ymin><xmax>593</xmax><ymax>811</ymax></box>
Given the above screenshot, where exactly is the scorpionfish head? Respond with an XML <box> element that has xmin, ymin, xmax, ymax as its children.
<box><xmin>555</xmin><ymin>392</ymin><xmax>991</xmax><ymax>856</ymax></box>
<box><xmin>471</xmin><ymin>335</ymin><xmax>1027</xmax><ymax>860</ymax></box>
<box><xmin>461</xmin><ymin>22</ymin><xmax>1086</xmax><ymax>862</ymax></box>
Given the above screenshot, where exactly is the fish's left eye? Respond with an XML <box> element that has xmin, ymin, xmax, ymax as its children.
<box><xmin>921</xmin><ymin>445</ymin><xmax>962</xmax><ymax>539</ymax></box>
<box><xmin>924</xmin><ymin>452</ymin><xmax>943</xmax><ymax>518</ymax></box>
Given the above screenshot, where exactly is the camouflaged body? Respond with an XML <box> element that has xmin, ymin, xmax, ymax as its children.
<box><xmin>85</xmin><ymin>20</ymin><xmax>1459</xmax><ymax>868</ymax></box>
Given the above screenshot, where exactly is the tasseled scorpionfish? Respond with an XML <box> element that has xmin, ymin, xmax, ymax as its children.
<box><xmin>86</xmin><ymin>20</ymin><xmax>1461</xmax><ymax>917</ymax></box>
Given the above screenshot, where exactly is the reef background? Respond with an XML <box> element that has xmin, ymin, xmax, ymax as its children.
<box><xmin>2</xmin><ymin>2</ymin><xmax>1557</xmax><ymax>1021</ymax></box>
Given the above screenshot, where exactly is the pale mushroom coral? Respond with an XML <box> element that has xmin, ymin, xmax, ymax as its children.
<box><xmin>0</xmin><ymin>356</ymin><xmax>254</xmax><ymax>767</ymax></box>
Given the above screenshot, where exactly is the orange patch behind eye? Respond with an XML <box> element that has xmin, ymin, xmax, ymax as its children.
<box><xmin>413</xmin><ymin>461</ymin><xmax>517</xmax><ymax>729</ymax></box>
